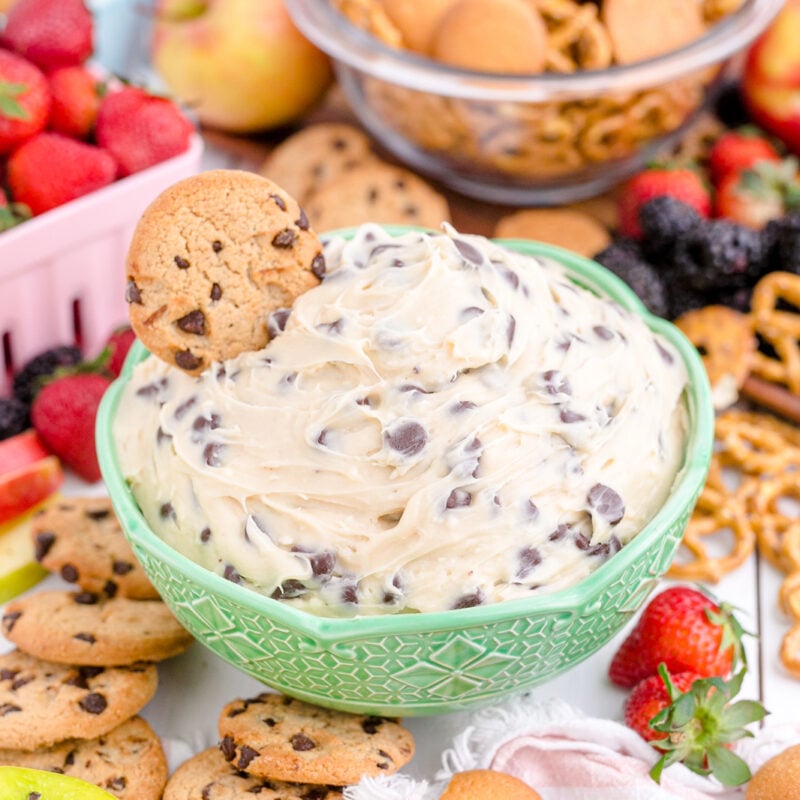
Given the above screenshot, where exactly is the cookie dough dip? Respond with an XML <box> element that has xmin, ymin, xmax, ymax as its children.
<box><xmin>114</xmin><ymin>225</ymin><xmax>689</xmax><ymax>616</ymax></box>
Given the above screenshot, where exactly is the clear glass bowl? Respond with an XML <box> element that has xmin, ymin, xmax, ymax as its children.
<box><xmin>285</xmin><ymin>0</ymin><xmax>783</xmax><ymax>204</ymax></box>
<box><xmin>97</xmin><ymin>232</ymin><xmax>714</xmax><ymax>717</ymax></box>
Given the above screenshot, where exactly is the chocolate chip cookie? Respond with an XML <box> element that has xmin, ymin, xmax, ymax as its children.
<box><xmin>164</xmin><ymin>746</ymin><xmax>343</xmax><ymax>800</ymax></box>
<box><xmin>126</xmin><ymin>169</ymin><xmax>324</xmax><ymax>375</ymax></box>
<box><xmin>305</xmin><ymin>162</ymin><xmax>451</xmax><ymax>232</ymax></box>
<box><xmin>2</xmin><ymin>590</ymin><xmax>194</xmax><ymax>666</ymax></box>
<box><xmin>260</xmin><ymin>123</ymin><xmax>378</xmax><ymax>206</ymax></box>
<box><xmin>31</xmin><ymin>497</ymin><xmax>158</xmax><ymax>600</ymax></box>
<box><xmin>0</xmin><ymin>650</ymin><xmax>158</xmax><ymax>751</ymax></box>
<box><xmin>217</xmin><ymin>693</ymin><xmax>414</xmax><ymax>786</ymax></box>
<box><xmin>0</xmin><ymin>716</ymin><xmax>168</xmax><ymax>800</ymax></box>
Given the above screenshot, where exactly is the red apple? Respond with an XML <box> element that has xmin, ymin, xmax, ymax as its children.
<box><xmin>0</xmin><ymin>454</ymin><xmax>63</xmax><ymax>525</ymax></box>
<box><xmin>742</xmin><ymin>0</ymin><xmax>800</xmax><ymax>154</ymax></box>
<box><xmin>0</xmin><ymin>429</ymin><xmax>51</xmax><ymax>475</ymax></box>
<box><xmin>151</xmin><ymin>0</ymin><xmax>333</xmax><ymax>133</ymax></box>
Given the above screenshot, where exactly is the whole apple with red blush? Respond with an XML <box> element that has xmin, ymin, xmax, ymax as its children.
<box><xmin>151</xmin><ymin>0</ymin><xmax>333</xmax><ymax>133</ymax></box>
<box><xmin>742</xmin><ymin>0</ymin><xmax>800</xmax><ymax>155</ymax></box>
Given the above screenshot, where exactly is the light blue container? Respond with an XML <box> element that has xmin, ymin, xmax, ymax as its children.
<box><xmin>89</xmin><ymin>0</ymin><xmax>153</xmax><ymax>81</ymax></box>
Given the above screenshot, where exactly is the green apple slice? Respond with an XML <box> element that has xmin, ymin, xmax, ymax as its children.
<box><xmin>0</xmin><ymin>505</ymin><xmax>50</xmax><ymax>605</ymax></box>
<box><xmin>0</xmin><ymin>766</ymin><xmax>117</xmax><ymax>800</ymax></box>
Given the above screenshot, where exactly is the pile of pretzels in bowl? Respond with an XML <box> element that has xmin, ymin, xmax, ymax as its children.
<box><xmin>284</xmin><ymin>0</ymin><xmax>783</xmax><ymax>203</ymax></box>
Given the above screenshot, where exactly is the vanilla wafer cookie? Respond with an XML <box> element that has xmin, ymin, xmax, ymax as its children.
<box><xmin>494</xmin><ymin>207</ymin><xmax>611</xmax><ymax>257</ymax></box>
<box><xmin>601</xmin><ymin>0</ymin><xmax>705</xmax><ymax>65</ymax></box>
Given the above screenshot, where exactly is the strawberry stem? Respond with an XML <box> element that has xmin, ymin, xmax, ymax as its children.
<box><xmin>0</xmin><ymin>202</ymin><xmax>31</xmax><ymax>231</ymax></box>
<box><xmin>647</xmin><ymin>666</ymin><xmax>767</xmax><ymax>787</ymax></box>
<box><xmin>0</xmin><ymin>81</ymin><xmax>29</xmax><ymax>120</ymax></box>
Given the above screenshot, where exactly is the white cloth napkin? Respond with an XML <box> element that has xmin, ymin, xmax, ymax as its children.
<box><xmin>344</xmin><ymin>696</ymin><xmax>800</xmax><ymax>800</ymax></box>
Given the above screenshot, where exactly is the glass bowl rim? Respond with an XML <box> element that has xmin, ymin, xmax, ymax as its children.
<box><xmin>97</xmin><ymin>227</ymin><xmax>714</xmax><ymax>641</ymax></box>
<box><xmin>284</xmin><ymin>0</ymin><xmax>783</xmax><ymax>101</ymax></box>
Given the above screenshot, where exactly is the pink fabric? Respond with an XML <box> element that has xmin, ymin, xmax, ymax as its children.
<box><xmin>489</xmin><ymin>716</ymin><xmax>744</xmax><ymax>800</ymax></box>
<box><xmin>346</xmin><ymin>700</ymin><xmax>800</xmax><ymax>800</ymax></box>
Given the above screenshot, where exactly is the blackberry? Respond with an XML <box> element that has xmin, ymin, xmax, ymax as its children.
<box><xmin>713</xmin><ymin>82</ymin><xmax>751</xmax><ymax>129</ymax></box>
<box><xmin>715</xmin><ymin>286</ymin><xmax>754</xmax><ymax>314</ymax></box>
<box><xmin>765</xmin><ymin>213</ymin><xmax>800</xmax><ymax>274</ymax></box>
<box><xmin>670</xmin><ymin>244</ymin><xmax>707</xmax><ymax>289</ymax></box>
<box><xmin>638</xmin><ymin>196</ymin><xmax>703</xmax><ymax>265</ymax></box>
<box><xmin>12</xmin><ymin>344</ymin><xmax>82</xmax><ymax>406</ymax></box>
<box><xmin>594</xmin><ymin>238</ymin><xmax>669</xmax><ymax>318</ymax></box>
<box><xmin>759</xmin><ymin>218</ymin><xmax>781</xmax><ymax>274</ymax></box>
<box><xmin>685</xmin><ymin>219</ymin><xmax>765</xmax><ymax>291</ymax></box>
<box><xmin>667</xmin><ymin>282</ymin><xmax>710</xmax><ymax>320</ymax></box>
<box><xmin>0</xmin><ymin>397</ymin><xmax>29</xmax><ymax>440</ymax></box>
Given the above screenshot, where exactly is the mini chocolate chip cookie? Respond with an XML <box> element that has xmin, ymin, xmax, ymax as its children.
<box><xmin>2</xmin><ymin>590</ymin><xmax>194</xmax><ymax>667</ymax></box>
<box><xmin>0</xmin><ymin>650</ymin><xmax>158</xmax><ymax>751</ymax></box>
<box><xmin>31</xmin><ymin>497</ymin><xmax>158</xmax><ymax>600</ymax></box>
<box><xmin>260</xmin><ymin>123</ymin><xmax>378</xmax><ymax>207</ymax></box>
<box><xmin>0</xmin><ymin>716</ymin><xmax>168</xmax><ymax>800</ymax></box>
<box><xmin>305</xmin><ymin>162</ymin><xmax>451</xmax><ymax>232</ymax></box>
<box><xmin>164</xmin><ymin>746</ymin><xmax>343</xmax><ymax>800</ymax></box>
<box><xmin>126</xmin><ymin>169</ymin><xmax>324</xmax><ymax>375</ymax></box>
<box><xmin>217</xmin><ymin>693</ymin><xmax>414</xmax><ymax>786</ymax></box>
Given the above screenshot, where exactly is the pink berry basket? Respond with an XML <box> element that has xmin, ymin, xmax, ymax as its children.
<box><xmin>0</xmin><ymin>133</ymin><xmax>204</xmax><ymax>396</ymax></box>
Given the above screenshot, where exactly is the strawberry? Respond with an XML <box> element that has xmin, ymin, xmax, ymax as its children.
<box><xmin>0</xmin><ymin>0</ymin><xmax>94</xmax><ymax>72</ymax></box>
<box><xmin>608</xmin><ymin>586</ymin><xmax>747</xmax><ymax>689</ymax></box>
<box><xmin>31</xmin><ymin>372</ymin><xmax>110</xmax><ymax>482</ymax></box>
<box><xmin>7</xmin><ymin>132</ymin><xmax>116</xmax><ymax>215</ymax></box>
<box><xmin>105</xmin><ymin>326</ymin><xmax>136</xmax><ymax>378</ymax></box>
<box><xmin>714</xmin><ymin>158</ymin><xmax>800</xmax><ymax>229</ymax></box>
<box><xmin>618</xmin><ymin>166</ymin><xmax>711</xmax><ymax>239</ymax></box>
<box><xmin>0</xmin><ymin>49</ymin><xmax>51</xmax><ymax>155</ymax></box>
<box><xmin>48</xmin><ymin>65</ymin><xmax>101</xmax><ymax>140</ymax></box>
<box><xmin>627</xmin><ymin>665</ymin><xmax>766</xmax><ymax>787</ymax></box>
<box><xmin>708</xmin><ymin>126</ymin><xmax>780</xmax><ymax>187</ymax></box>
<box><xmin>95</xmin><ymin>86</ymin><xmax>193</xmax><ymax>177</ymax></box>
<box><xmin>624</xmin><ymin>669</ymin><xmax>701</xmax><ymax>743</ymax></box>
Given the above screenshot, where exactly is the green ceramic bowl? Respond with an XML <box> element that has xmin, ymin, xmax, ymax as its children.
<box><xmin>96</xmin><ymin>230</ymin><xmax>714</xmax><ymax>717</ymax></box>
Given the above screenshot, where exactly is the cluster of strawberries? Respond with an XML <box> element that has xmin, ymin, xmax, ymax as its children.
<box><xmin>618</xmin><ymin>125</ymin><xmax>797</xmax><ymax>238</ymax></box>
<box><xmin>610</xmin><ymin>586</ymin><xmax>765</xmax><ymax>787</ymax></box>
<box><xmin>596</xmin><ymin>124</ymin><xmax>800</xmax><ymax>320</ymax></box>
<box><xmin>0</xmin><ymin>0</ymin><xmax>193</xmax><ymax>228</ymax></box>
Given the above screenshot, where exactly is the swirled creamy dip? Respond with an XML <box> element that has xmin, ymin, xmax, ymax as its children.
<box><xmin>115</xmin><ymin>225</ymin><xmax>688</xmax><ymax>616</ymax></box>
